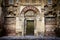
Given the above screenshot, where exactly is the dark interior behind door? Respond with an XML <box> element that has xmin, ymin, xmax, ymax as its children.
<box><xmin>26</xmin><ymin>20</ymin><xmax>34</xmax><ymax>35</ymax></box>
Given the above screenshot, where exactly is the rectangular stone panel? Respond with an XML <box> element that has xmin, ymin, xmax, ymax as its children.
<box><xmin>4</xmin><ymin>17</ymin><xmax>16</xmax><ymax>36</ymax></box>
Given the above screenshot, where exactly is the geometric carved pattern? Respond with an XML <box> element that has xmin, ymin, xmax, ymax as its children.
<box><xmin>21</xmin><ymin>6</ymin><xmax>39</xmax><ymax>14</ymax></box>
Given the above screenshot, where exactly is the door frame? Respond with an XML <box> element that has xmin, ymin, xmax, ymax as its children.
<box><xmin>26</xmin><ymin>20</ymin><xmax>34</xmax><ymax>35</ymax></box>
<box><xmin>24</xmin><ymin>18</ymin><xmax>35</xmax><ymax>36</ymax></box>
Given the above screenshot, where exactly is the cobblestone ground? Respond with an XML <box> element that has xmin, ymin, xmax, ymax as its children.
<box><xmin>0</xmin><ymin>36</ymin><xmax>60</xmax><ymax>40</ymax></box>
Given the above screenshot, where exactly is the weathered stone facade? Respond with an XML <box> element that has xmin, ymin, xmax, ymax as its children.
<box><xmin>0</xmin><ymin>0</ymin><xmax>60</xmax><ymax>37</ymax></box>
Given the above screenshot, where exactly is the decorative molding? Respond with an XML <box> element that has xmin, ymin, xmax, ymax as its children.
<box><xmin>21</xmin><ymin>6</ymin><xmax>39</xmax><ymax>14</ymax></box>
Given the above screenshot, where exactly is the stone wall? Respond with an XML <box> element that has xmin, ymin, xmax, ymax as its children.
<box><xmin>4</xmin><ymin>17</ymin><xmax>16</xmax><ymax>36</ymax></box>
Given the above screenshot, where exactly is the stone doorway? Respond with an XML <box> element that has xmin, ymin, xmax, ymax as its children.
<box><xmin>20</xmin><ymin>6</ymin><xmax>40</xmax><ymax>36</ymax></box>
<box><xmin>26</xmin><ymin>20</ymin><xmax>34</xmax><ymax>35</ymax></box>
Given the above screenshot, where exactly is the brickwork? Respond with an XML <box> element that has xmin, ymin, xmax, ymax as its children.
<box><xmin>4</xmin><ymin>17</ymin><xmax>16</xmax><ymax>36</ymax></box>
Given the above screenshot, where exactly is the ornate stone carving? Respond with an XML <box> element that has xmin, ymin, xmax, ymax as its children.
<box><xmin>21</xmin><ymin>6</ymin><xmax>39</xmax><ymax>14</ymax></box>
